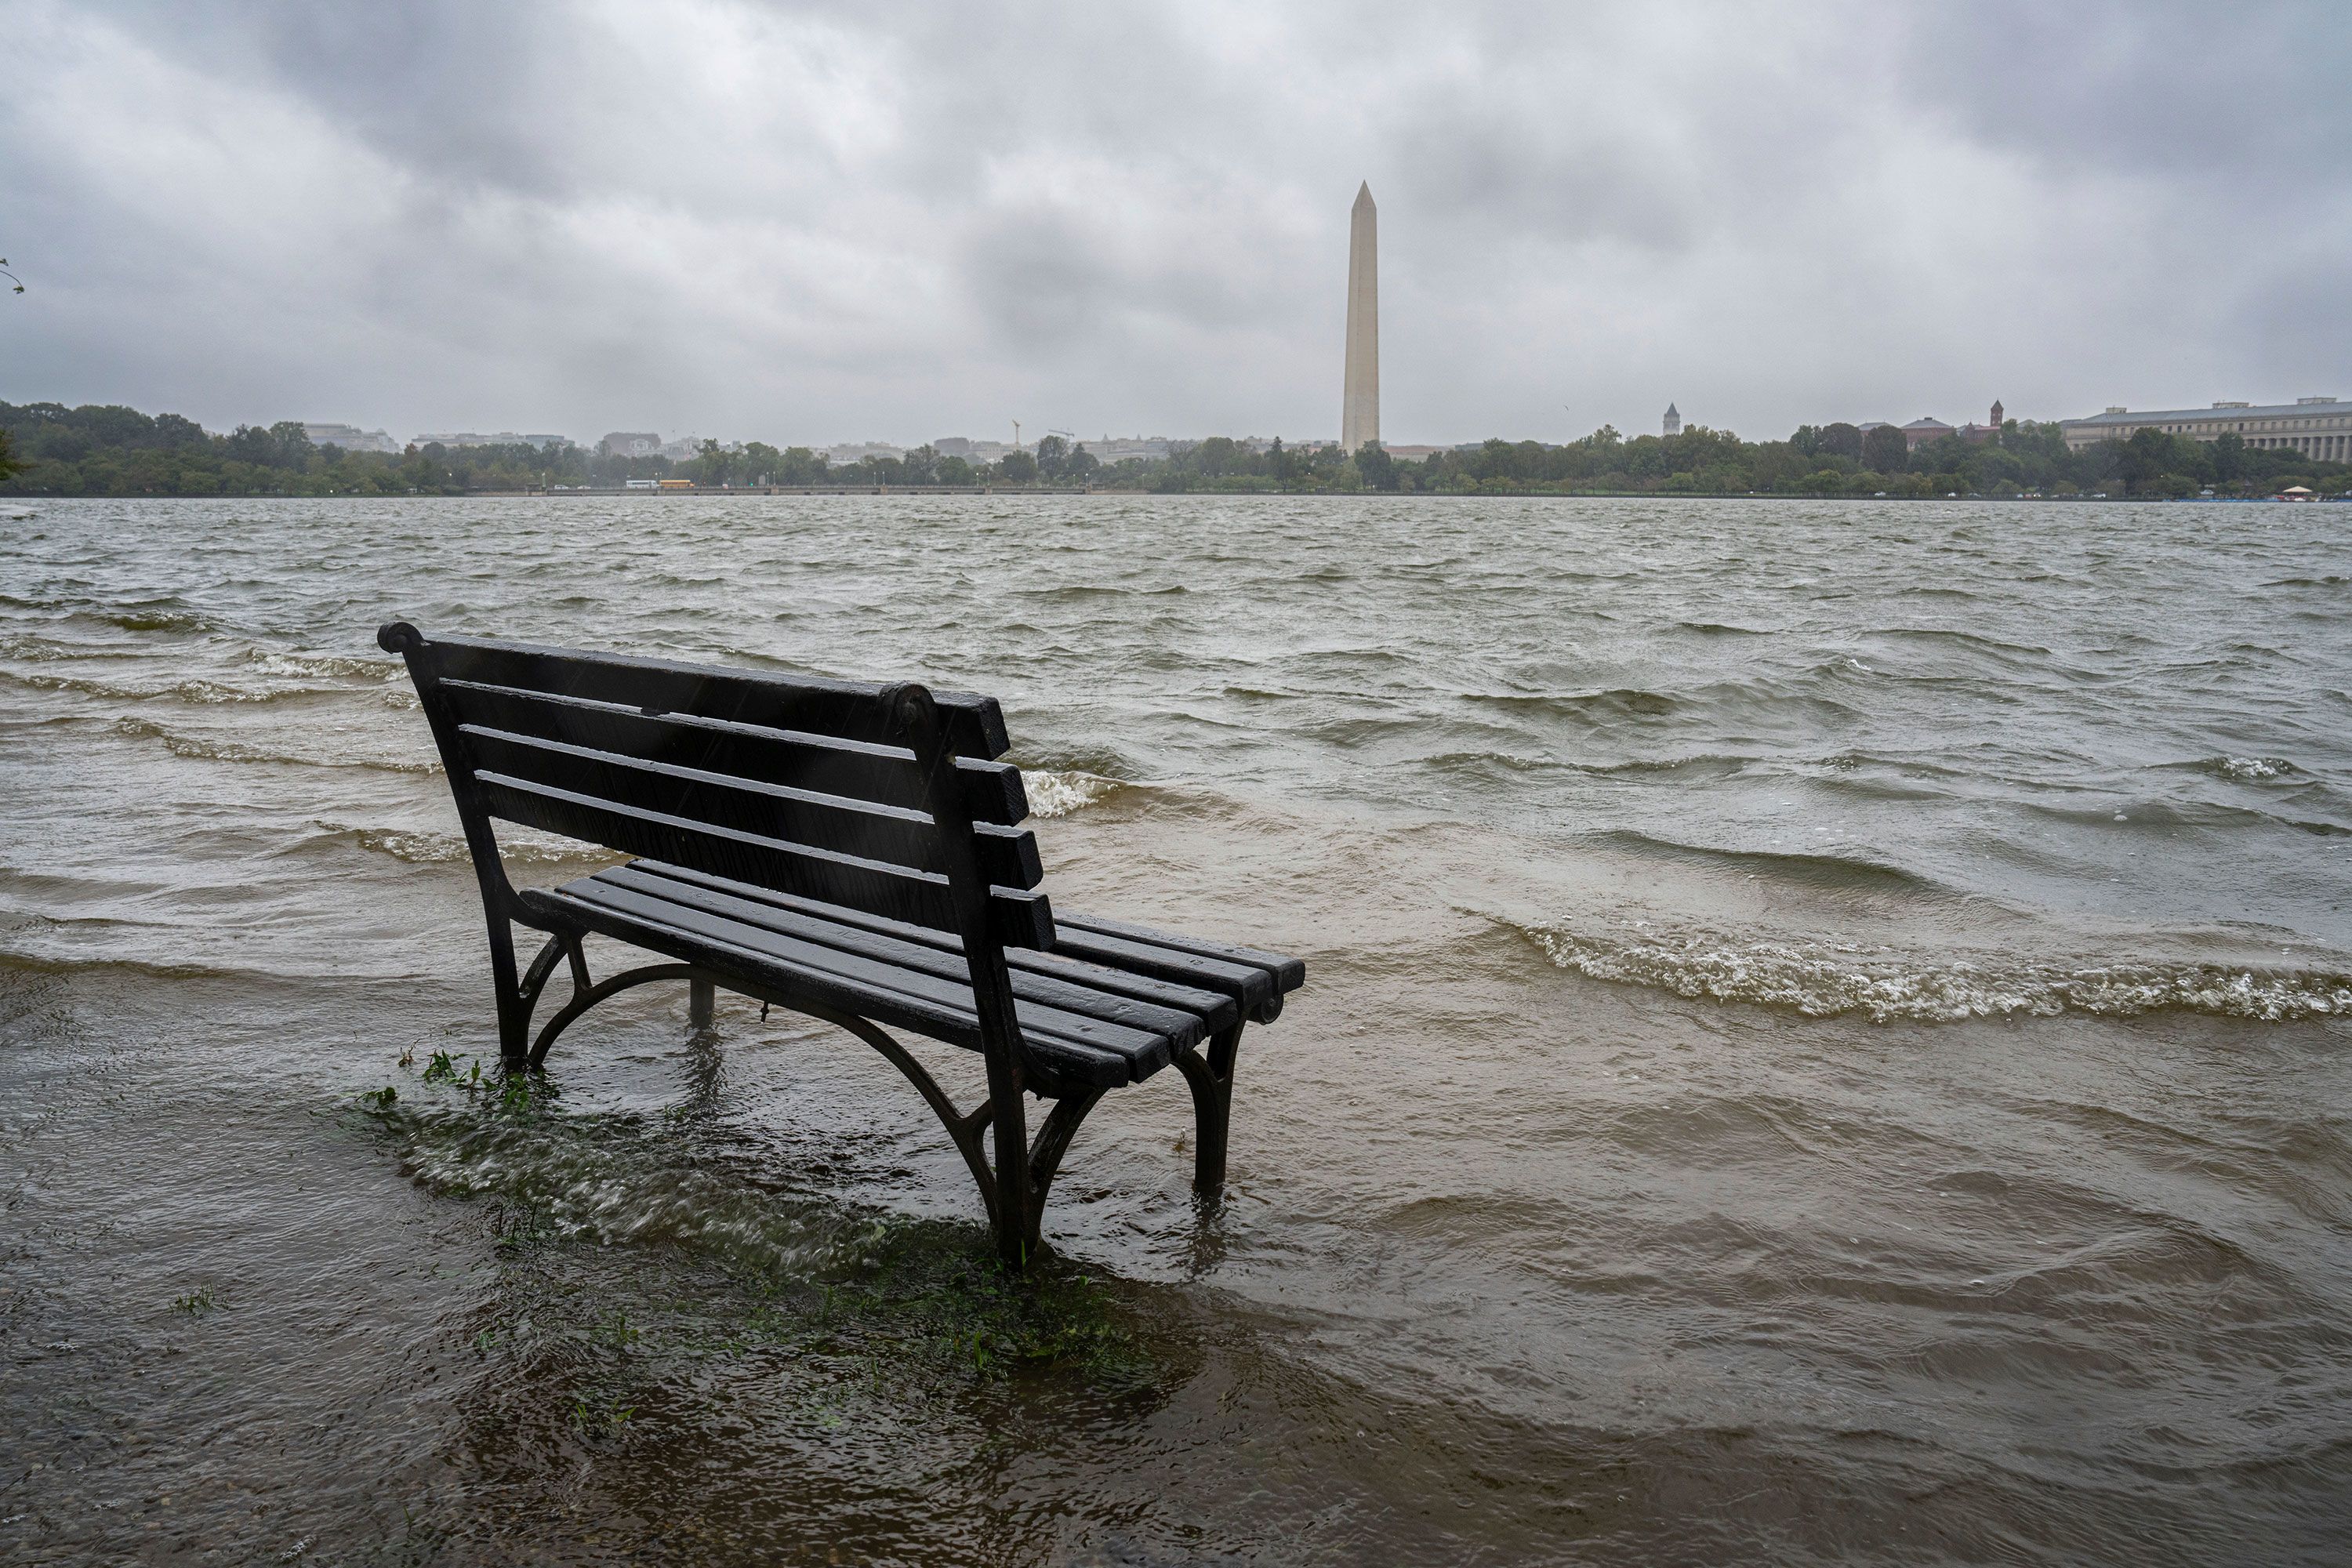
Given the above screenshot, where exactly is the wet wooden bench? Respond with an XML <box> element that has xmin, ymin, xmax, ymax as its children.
<box><xmin>379</xmin><ymin>623</ymin><xmax>1303</xmax><ymax>1266</ymax></box>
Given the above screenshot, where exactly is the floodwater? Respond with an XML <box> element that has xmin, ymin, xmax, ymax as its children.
<box><xmin>2</xmin><ymin>495</ymin><xmax>2348</xmax><ymax>1565</ymax></box>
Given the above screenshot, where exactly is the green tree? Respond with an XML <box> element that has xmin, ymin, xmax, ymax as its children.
<box><xmin>1034</xmin><ymin>434</ymin><xmax>1069</xmax><ymax>481</ymax></box>
<box><xmin>1065</xmin><ymin>444</ymin><xmax>1099</xmax><ymax>482</ymax></box>
<box><xmin>1818</xmin><ymin>422</ymin><xmax>1863</xmax><ymax>460</ymax></box>
<box><xmin>998</xmin><ymin>448</ymin><xmax>1038</xmax><ymax>483</ymax></box>
<box><xmin>0</xmin><ymin>427</ymin><xmax>22</xmax><ymax>481</ymax></box>
<box><xmin>2211</xmin><ymin>430</ymin><xmax>2246</xmax><ymax>482</ymax></box>
<box><xmin>1355</xmin><ymin>441</ymin><xmax>1397</xmax><ymax>491</ymax></box>
<box><xmin>1860</xmin><ymin>424</ymin><xmax>1907</xmax><ymax>472</ymax></box>
<box><xmin>737</xmin><ymin>441</ymin><xmax>782</xmax><ymax>484</ymax></box>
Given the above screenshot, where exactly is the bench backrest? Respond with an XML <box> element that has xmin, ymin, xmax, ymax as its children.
<box><xmin>376</xmin><ymin>622</ymin><xmax>1051</xmax><ymax>950</ymax></box>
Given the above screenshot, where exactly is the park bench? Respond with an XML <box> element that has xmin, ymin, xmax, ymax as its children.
<box><xmin>379</xmin><ymin>622</ymin><xmax>1304</xmax><ymax>1266</ymax></box>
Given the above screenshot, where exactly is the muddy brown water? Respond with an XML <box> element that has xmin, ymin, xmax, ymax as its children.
<box><xmin>3</xmin><ymin>496</ymin><xmax>2348</xmax><ymax>1564</ymax></box>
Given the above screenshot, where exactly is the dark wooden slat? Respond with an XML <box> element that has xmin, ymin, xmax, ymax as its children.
<box><xmin>458</xmin><ymin>725</ymin><xmax>1042</xmax><ymax>890</ymax></box>
<box><xmin>522</xmin><ymin>888</ymin><xmax>1129</xmax><ymax>1087</ymax></box>
<box><xmin>622</xmin><ymin>861</ymin><xmax>1241</xmax><ymax>1034</ymax></box>
<box><xmin>545</xmin><ymin>878</ymin><xmax>1165</xmax><ymax>1080</ymax></box>
<box><xmin>421</xmin><ymin>633</ymin><xmax>1008</xmax><ymax>758</ymax></box>
<box><xmin>1047</xmin><ymin>925</ymin><xmax>1278</xmax><ymax>1022</ymax></box>
<box><xmin>475</xmin><ymin>772</ymin><xmax>1055</xmax><ymax>949</ymax></box>
<box><xmin>1014</xmin><ymin>949</ymin><xmax>1241</xmax><ymax>1035</ymax></box>
<box><xmin>593</xmin><ymin>862</ymin><xmax>1200</xmax><ymax>1065</ymax></box>
<box><xmin>437</xmin><ymin>679</ymin><xmax>1028</xmax><ymax>826</ymax></box>
<box><xmin>1057</xmin><ymin>911</ymin><xmax>1307</xmax><ymax>993</ymax></box>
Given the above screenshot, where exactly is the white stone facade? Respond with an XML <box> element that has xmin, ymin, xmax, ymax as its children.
<box><xmin>1340</xmin><ymin>183</ymin><xmax>1379</xmax><ymax>452</ymax></box>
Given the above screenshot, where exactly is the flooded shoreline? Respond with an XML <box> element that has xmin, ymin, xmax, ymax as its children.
<box><xmin>5</xmin><ymin>495</ymin><xmax>2349</xmax><ymax>1563</ymax></box>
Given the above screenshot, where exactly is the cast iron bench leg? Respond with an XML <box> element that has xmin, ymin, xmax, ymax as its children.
<box><xmin>1173</xmin><ymin>1022</ymin><xmax>1245</xmax><ymax>1193</ymax></box>
<box><xmin>689</xmin><ymin>978</ymin><xmax>715</xmax><ymax>1030</ymax></box>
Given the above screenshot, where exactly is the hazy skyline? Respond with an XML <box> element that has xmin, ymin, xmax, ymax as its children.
<box><xmin>2</xmin><ymin>0</ymin><xmax>2347</xmax><ymax>448</ymax></box>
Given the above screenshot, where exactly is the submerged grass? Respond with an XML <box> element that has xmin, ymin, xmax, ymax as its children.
<box><xmin>350</xmin><ymin>1072</ymin><xmax>1165</xmax><ymax>1448</ymax></box>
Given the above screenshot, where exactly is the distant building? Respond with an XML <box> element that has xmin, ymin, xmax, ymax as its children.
<box><xmin>1083</xmin><ymin>435</ymin><xmax>1176</xmax><ymax>464</ymax></box>
<box><xmin>598</xmin><ymin>431</ymin><xmax>662</xmax><ymax>459</ymax></box>
<box><xmin>1954</xmin><ymin>400</ymin><xmax>2005</xmax><ymax>445</ymax></box>
<box><xmin>826</xmin><ymin>441</ymin><xmax>905</xmax><ymax>466</ymax></box>
<box><xmin>301</xmin><ymin>422</ymin><xmax>398</xmax><ymax>453</ymax></box>
<box><xmin>414</xmin><ymin>431</ymin><xmax>572</xmax><ymax>450</ymax></box>
<box><xmin>1662</xmin><ymin>403</ymin><xmax>1682</xmax><ymax>437</ymax></box>
<box><xmin>1900</xmin><ymin>417</ymin><xmax>1954</xmax><ymax>450</ymax></box>
<box><xmin>2060</xmin><ymin>397</ymin><xmax>2349</xmax><ymax>460</ymax></box>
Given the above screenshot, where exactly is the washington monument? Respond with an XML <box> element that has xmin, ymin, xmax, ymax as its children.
<box><xmin>1341</xmin><ymin>182</ymin><xmax>1378</xmax><ymax>452</ymax></box>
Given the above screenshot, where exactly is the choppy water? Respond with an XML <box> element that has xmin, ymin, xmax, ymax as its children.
<box><xmin>3</xmin><ymin>495</ymin><xmax>2348</xmax><ymax>1563</ymax></box>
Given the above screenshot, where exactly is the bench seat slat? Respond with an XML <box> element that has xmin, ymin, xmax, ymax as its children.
<box><xmin>459</xmin><ymin>724</ymin><xmax>1042</xmax><ymax>890</ymax></box>
<box><xmin>475</xmin><ymin>773</ymin><xmax>1054</xmax><ymax>949</ymax></box>
<box><xmin>619</xmin><ymin>861</ymin><xmax>1243</xmax><ymax>1034</ymax></box>
<box><xmin>1047</xmin><ymin>923</ymin><xmax>1295</xmax><ymax>1025</ymax></box>
<box><xmin>524</xmin><ymin>888</ymin><xmax>1132</xmax><ymax>1087</ymax></box>
<box><xmin>1055</xmin><ymin>911</ymin><xmax>1307</xmax><ymax>994</ymax></box>
<box><xmin>592</xmin><ymin>862</ymin><xmax>1214</xmax><ymax>1051</ymax></box>
<box><xmin>529</xmin><ymin>879</ymin><xmax>1174</xmax><ymax>1084</ymax></box>
<box><xmin>437</xmin><ymin>678</ymin><xmax>1029</xmax><ymax>826</ymax></box>
<box><xmin>425</xmin><ymin>634</ymin><xmax>1009</xmax><ymax>758</ymax></box>
<box><xmin>550</xmin><ymin>879</ymin><xmax>1166</xmax><ymax>1069</ymax></box>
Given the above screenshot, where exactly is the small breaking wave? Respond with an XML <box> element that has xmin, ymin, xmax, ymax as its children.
<box><xmin>0</xmin><ymin>666</ymin><xmax>337</xmax><ymax>705</ymax></box>
<box><xmin>1023</xmin><ymin>768</ymin><xmax>1124</xmax><ymax>818</ymax></box>
<box><xmin>113</xmin><ymin>715</ymin><xmax>438</xmax><ymax>772</ymax></box>
<box><xmin>317</xmin><ymin>822</ymin><xmax>612</xmax><ymax>867</ymax></box>
<box><xmin>374</xmin><ymin>1102</ymin><xmax>865</xmax><ymax>1276</ymax></box>
<box><xmin>238</xmin><ymin>646</ymin><xmax>400</xmax><ymax>682</ymax></box>
<box><xmin>2165</xmin><ymin>755</ymin><xmax>2302</xmax><ymax>783</ymax></box>
<box><xmin>105</xmin><ymin>607</ymin><xmax>210</xmax><ymax>633</ymax></box>
<box><xmin>1497</xmin><ymin>915</ymin><xmax>2352</xmax><ymax>1023</ymax></box>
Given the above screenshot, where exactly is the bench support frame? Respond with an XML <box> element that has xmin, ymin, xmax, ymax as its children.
<box><xmin>502</xmin><ymin>916</ymin><xmax>1217</xmax><ymax>1257</ymax></box>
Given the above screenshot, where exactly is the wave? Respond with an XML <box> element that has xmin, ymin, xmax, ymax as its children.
<box><xmin>2020</xmin><ymin>798</ymin><xmax>2350</xmax><ymax>840</ymax></box>
<box><xmin>238</xmin><ymin>647</ymin><xmax>400</xmax><ymax>682</ymax></box>
<box><xmin>1497</xmin><ymin>916</ymin><xmax>2352</xmax><ymax>1024</ymax></box>
<box><xmin>313</xmin><ymin>822</ymin><xmax>612</xmax><ymax>867</ymax></box>
<box><xmin>1022</xmin><ymin>769</ymin><xmax>1124</xmax><ymax>818</ymax></box>
<box><xmin>0</xmin><ymin>946</ymin><xmax>274</xmax><ymax>984</ymax></box>
<box><xmin>1416</xmin><ymin>750</ymin><xmax>1762</xmax><ymax>785</ymax></box>
<box><xmin>368</xmin><ymin>1101</ymin><xmax>935</xmax><ymax>1280</ymax></box>
<box><xmin>1589</xmin><ymin>829</ymin><xmax>1939</xmax><ymax>894</ymax></box>
<box><xmin>2163</xmin><ymin>755</ymin><xmax>2303</xmax><ymax>783</ymax></box>
<box><xmin>1864</xmin><ymin>626</ymin><xmax>2052</xmax><ymax>659</ymax></box>
<box><xmin>111</xmin><ymin>716</ymin><xmax>438</xmax><ymax>773</ymax></box>
<box><xmin>1464</xmin><ymin>688</ymin><xmax>1680</xmax><ymax>721</ymax></box>
<box><xmin>0</xmin><ymin>666</ymin><xmax>337</xmax><ymax>705</ymax></box>
<box><xmin>105</xmin><ymin>607</ymin><xmax>209</xmax><ymax>633</ymax></box>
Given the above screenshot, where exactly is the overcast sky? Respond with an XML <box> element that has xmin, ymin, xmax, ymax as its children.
<box><xmin>2</xmin><ymin>0</ymin><xmax>2346</xmax><ymax>448</ymax></box>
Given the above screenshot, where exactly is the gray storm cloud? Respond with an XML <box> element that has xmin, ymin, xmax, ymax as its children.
<box><xmin>1</xmin><ymin>0</ymin><xmax>2344</xmax><ymax>445</ymax></box>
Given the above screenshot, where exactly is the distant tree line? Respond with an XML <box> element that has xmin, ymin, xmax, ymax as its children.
<box><xmin>4</xmin><ymin>399</ymin><xmax>2344</xmax><ymax>499</ymax></box>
